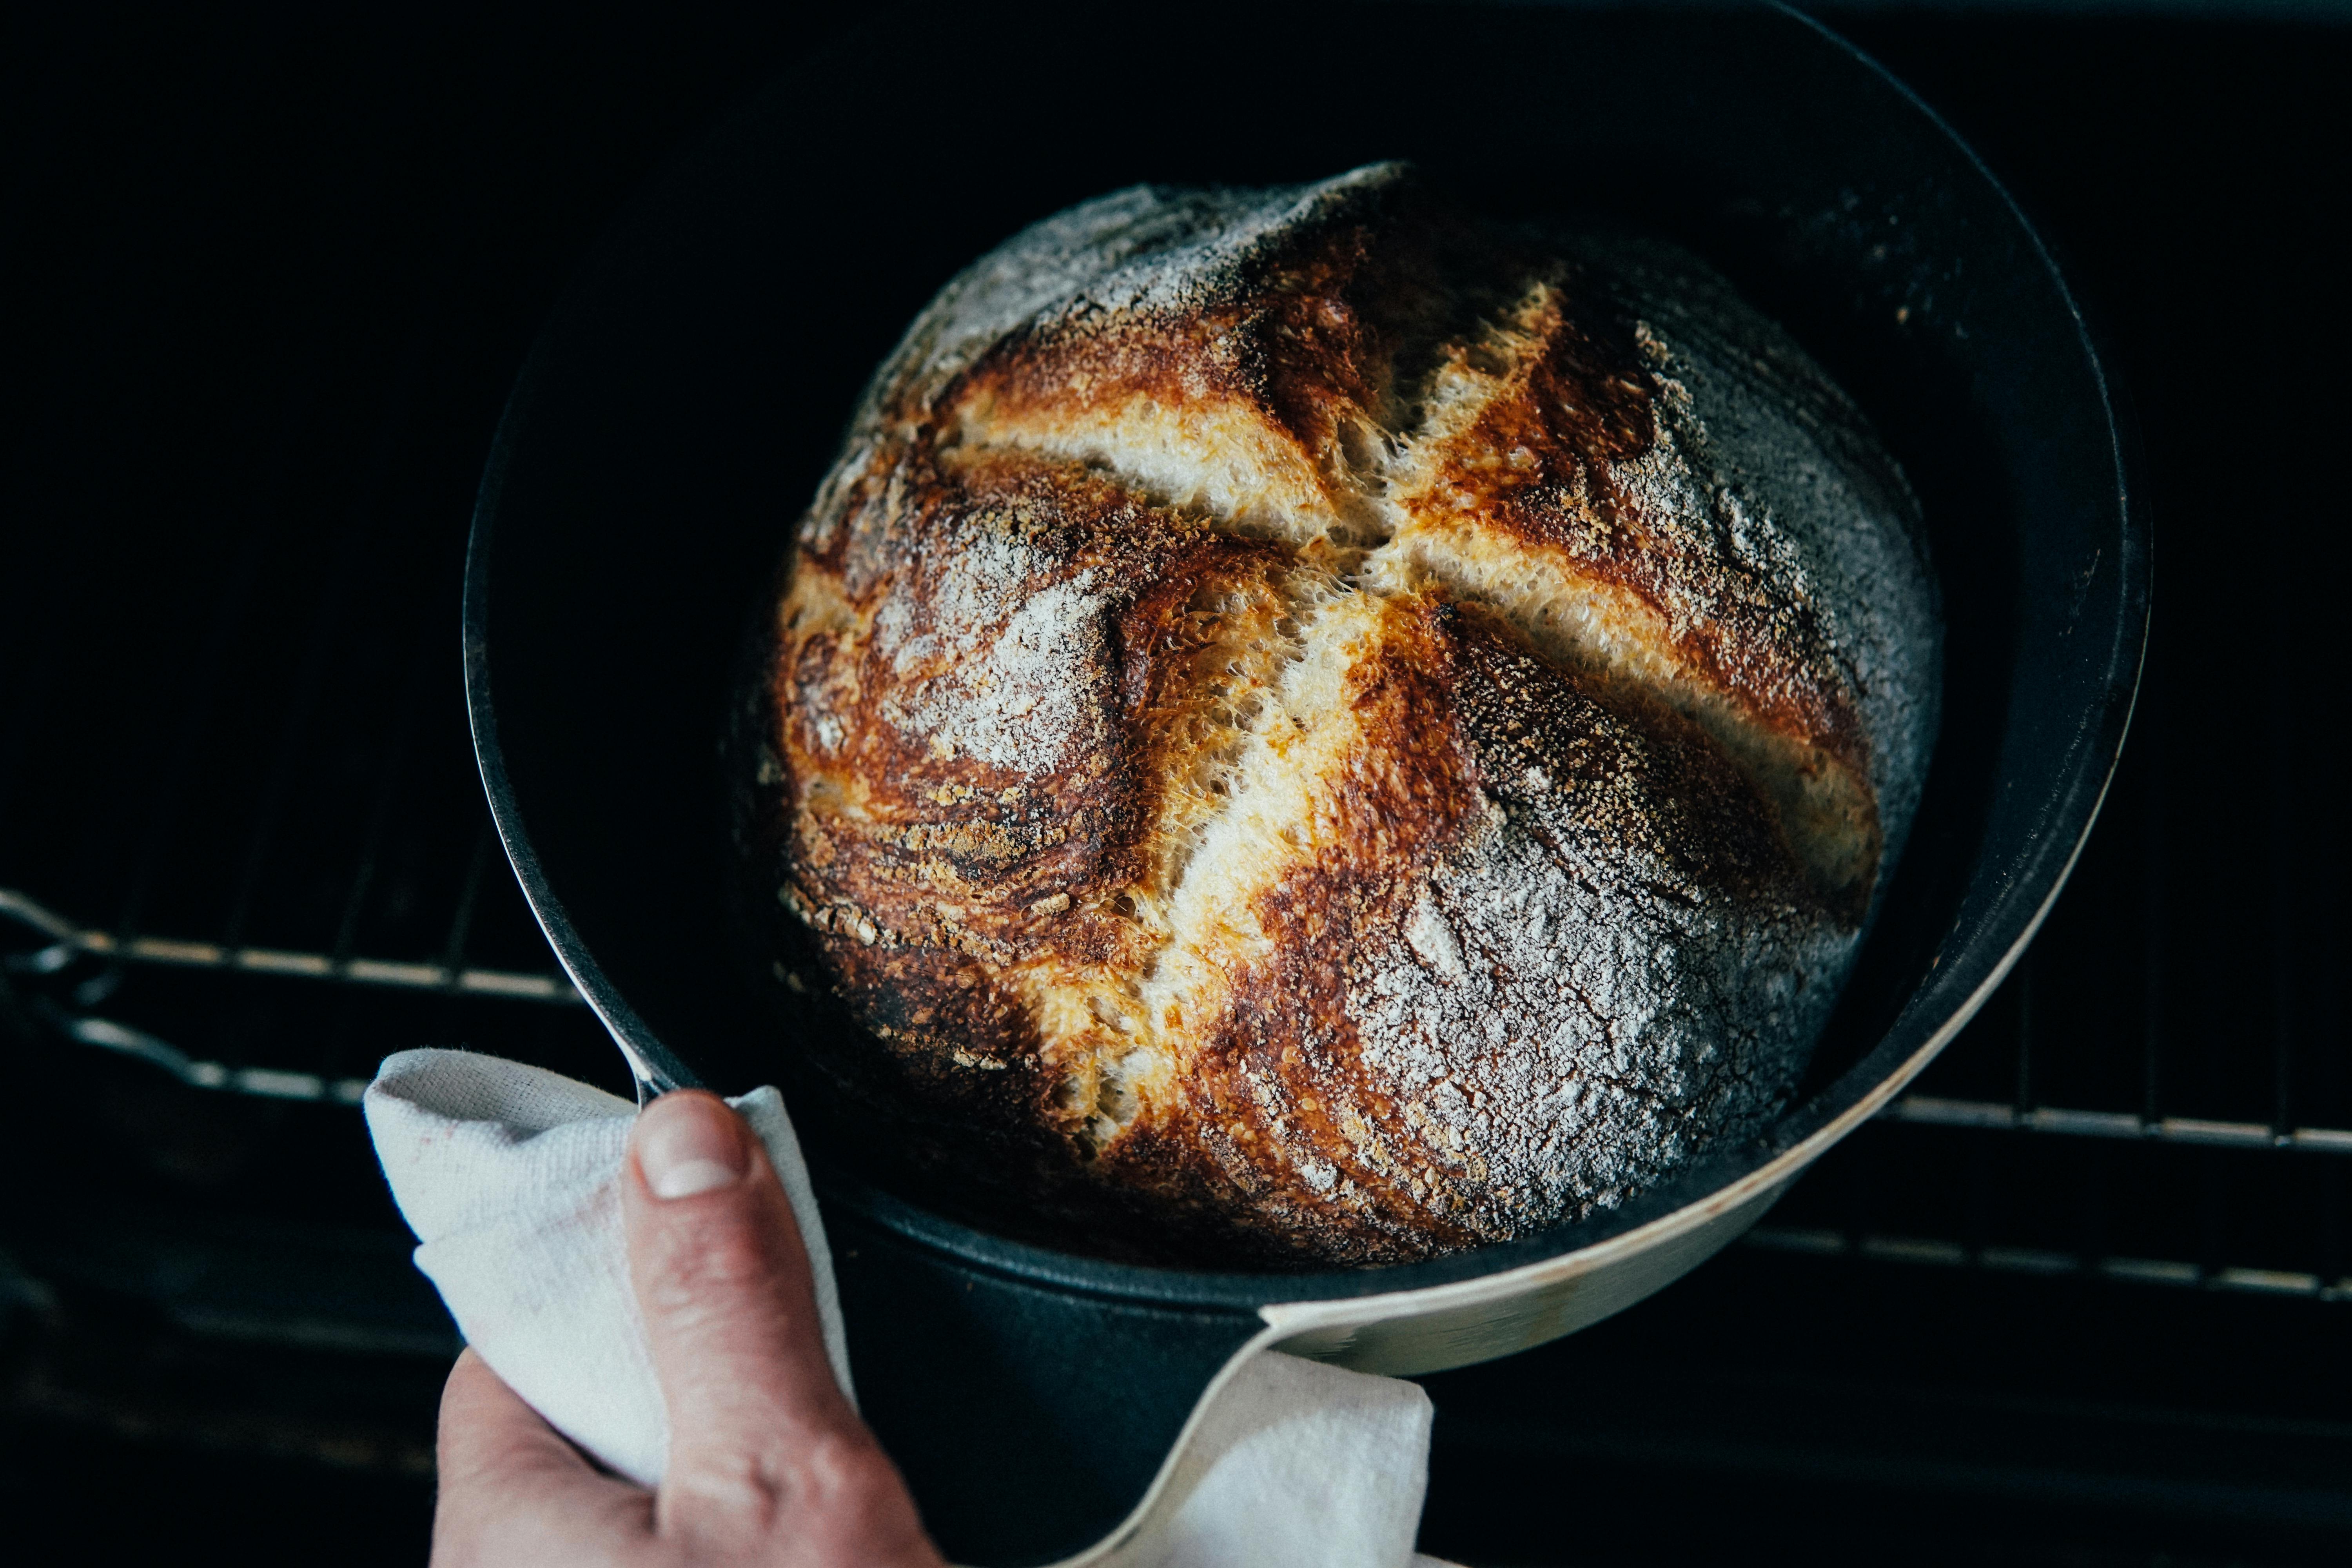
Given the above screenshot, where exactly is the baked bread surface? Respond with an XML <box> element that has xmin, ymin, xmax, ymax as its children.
<box><xmin>760</xmin><ymin>163</ymin><xmax>1939</xmax><ymax>1265</ymax></box>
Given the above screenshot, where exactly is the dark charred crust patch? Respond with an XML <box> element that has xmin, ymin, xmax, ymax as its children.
<box><xmin>1442</xmin><ymin>606</ymin><xmax>1824</xmax><ymax>917</ymax></box>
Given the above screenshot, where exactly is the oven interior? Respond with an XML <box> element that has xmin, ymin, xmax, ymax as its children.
<box><xmin>3</xmin><ymin>7</ymin><xmax>2347</xmax><ymax>1564</ymax></box>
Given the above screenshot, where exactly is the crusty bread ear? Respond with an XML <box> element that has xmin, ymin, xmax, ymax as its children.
<box><xmin>764</xmin><ymin>165</ymin><xmax>1939</xmax><ymax>1266</ymax></box>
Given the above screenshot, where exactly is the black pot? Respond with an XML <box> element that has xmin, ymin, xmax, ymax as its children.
<box><xmin>463</xmin><ymin>4</ymin><xmax>2148</xmax><ymax>1561</ymax></box>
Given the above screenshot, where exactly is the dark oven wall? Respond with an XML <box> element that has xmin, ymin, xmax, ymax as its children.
<box><xmin>1</xmin><ymin>7</ymin><xmax>2346</xmax><ymax>1566</ymax></box>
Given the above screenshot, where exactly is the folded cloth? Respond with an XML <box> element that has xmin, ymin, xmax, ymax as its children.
<box><xmin>367</xmin><ymin>1049</ymin><xmax>1455</xmax><ymax>1568</ymax></box>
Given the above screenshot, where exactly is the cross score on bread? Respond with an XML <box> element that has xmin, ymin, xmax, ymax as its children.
<box><xmin>757</xmin><ymin>164</ymin><xmax>1939</xmax><ymax>1267</ymax></box>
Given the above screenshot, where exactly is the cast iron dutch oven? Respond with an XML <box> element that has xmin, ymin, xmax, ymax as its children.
<box><xmin>463</xmin><ymin>4</ymin><xmax>2149</xmax><ymax>1561</ymax></box>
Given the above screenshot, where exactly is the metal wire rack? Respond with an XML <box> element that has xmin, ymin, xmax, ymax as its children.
<box><xmin>3</xmin><ymin>886</ymin><xmax>581</xmax><ymax>1105</ymax></box>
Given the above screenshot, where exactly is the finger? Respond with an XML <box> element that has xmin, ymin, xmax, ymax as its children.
<box><xmin>431</xmin><ymin>1349</ymin><xmax>655</xmax><ymax>1568</ymax></box>
<box><xmin>624</xmin><ymin>1091</ymin><xmax>849</xmax><ymax>1464</ymax></box>
<box><xmin>623</xmin><ymin>1091</ymin><xmax>938</xmax><ymax>1564</ymax></box>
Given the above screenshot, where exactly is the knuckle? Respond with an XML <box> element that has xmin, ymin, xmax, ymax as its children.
<box><xmin>642</xmin><ymin>1212</ymin><xmax>776</xmax><ymax>1311</ymax></box>
<box><xmin>673</xmin><ymin>1447</ymin><xmax>792</xmax><ymax>1529</ymax></box>
<box><xmin>666</xmin><ymin>1445</ymin><xmax>825</xmax><ymax>1555</ymax></box>
<box><xmin>803</xmin><ymin>1430</ymin><xmax>900</xmax><ymax>1505</ymax></box>
<box><xmin>797</xmin><ymin>1430</ymin><xmax>934</xmax><ymax>1558</ymax></box>
<box><xmin>667</xmin><ymin>1426</ymin><xmax>905</xmax><ymax>1545</ymax></box>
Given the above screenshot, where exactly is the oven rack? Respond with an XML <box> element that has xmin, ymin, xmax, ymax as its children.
<box><xmin>1</xmin><ymin>887</ymin><xmax>581</xmax><ymax>1007</ymax></box>
<box><xmin>16</xmin><ymin>870</ymin><xmax>2341</xmax><ymax>1153</ymax></box>
<box><xmin>12</xmin><ymin>874</ymin><xmax>2343</xmax><ymax>1145</ymax></box>
<box><xmin>12</xmin><ymin>867</ymin><xmax>2352</xmax><ymax>1308</ymax></box>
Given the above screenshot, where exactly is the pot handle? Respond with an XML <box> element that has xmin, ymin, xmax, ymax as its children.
<box><xmin>826</xmin><ymin>1200</ymin><xmax>1267</xmax><ymax>1568</ymax></box>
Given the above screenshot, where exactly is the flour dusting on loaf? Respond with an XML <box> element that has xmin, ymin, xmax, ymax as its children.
<box><xmin>757</xmin><ymin>163</ymin><xmax>1940</xmax><ymax>1265</ymax></box>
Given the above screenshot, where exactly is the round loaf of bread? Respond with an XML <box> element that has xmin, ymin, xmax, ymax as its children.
<box><xmin>756</xmin><ymin>163</ymin><xmax>1939</xmax><ymax>1266</ymax></box>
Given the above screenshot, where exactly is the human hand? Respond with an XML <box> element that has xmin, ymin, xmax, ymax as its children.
<box><xmin>429</xmin><ymin>1091</ymin><xmax>944</xmax><ymax>1567</ymax></box>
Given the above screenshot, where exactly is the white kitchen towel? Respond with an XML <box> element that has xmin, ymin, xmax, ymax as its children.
<box><xmin>366</xmin><ymin>1049</ymin><xmax>1454</xmax><ymax>1568</ymax></box>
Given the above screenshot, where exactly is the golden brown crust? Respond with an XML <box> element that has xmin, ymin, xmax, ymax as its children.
<box><xmin>943</xmin><ymin>182</ymin><xmax>1448</xmax><ymax>544</ymax></box>
<box><xmin>779</xmin><ymin>446</ymin><xmax>1235</xmax><ymax>1131</ymax></box>
<box><xmin>758</xmin><ymin>165</ymin><xmax>1938</xmax><ymax>1266</ymax></box>
<box><xmin>1389</xmin><ymin>283</ymin><xmax>1860</xmax><ymax>768</ymax></box>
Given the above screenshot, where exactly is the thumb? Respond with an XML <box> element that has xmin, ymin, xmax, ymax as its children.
<box><xmin>622</xmin><ymin>1091</ymin><xmax>936</xmax><ymax>1563</ymax></box>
